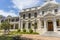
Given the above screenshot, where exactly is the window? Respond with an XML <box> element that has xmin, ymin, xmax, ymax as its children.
<box><xmin>56</xmin><ymin>21</ymin><xmax>59</xmax><ymax>26</ymax></box>
<box><xmin>42</xmin><ymin>11</ymin><xmax>44</xmax><ymax>15</ymax></box>
<box><xmin>28</xmin><ymin>13</ymin><xmax>31</xmax><ymax>18</ymax></box>
<box><xmin>34</xmin><ymin>22</ymin><xmax>37</xmax><ymax>29</ymax></box>
<box><xmin>34</xmin><ymin>12</ymin><xmax>37</xmax><ymax>17</ymax></box>
<box><xmin>23</xmin><ymin>23</ymin><xmax>25</xmax><ymax>29</ymax></box>
<box><xmin>15</xmin><ymin>24</ymin><xmax>18</xmax><ymax>29</ymax></box>
<box><xmin>12</xmin><ymin>19</ymin><xmax>14</xmax><ymax>22</ymax></box>
<box><xmin>9</xmin><ymin>19</ymin><xmax>10</xmax><ymax>22</ymax></box>
<box><xmin>16</xmin><ymin>18</ymin><xmax>19</xmax><ymax>22</ymax></box>
<box><xmin>11</xmin><ymin>25</ymin><xmax>14</xmax><ymax>29</ymax></box>
<box><xmin>55</xmin><ymin>9</ymin><xmax>58</xmax><ymax>12</ymax></box>
<box><xmin>23</xmin><ymin>14</ymin><xmax>25</xmax><ymax>19</ymax></box>
<box><xmin>28</xmin><ymin>22</ymin><xmax>31</xmax><ymax>29</ymax></box>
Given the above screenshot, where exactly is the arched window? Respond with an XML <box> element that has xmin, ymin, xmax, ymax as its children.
<box><xmin>55</xmin><ymin>9</ymin><xmax>58</xmax><ymax>12</ymax></box>
<box><xmin>28</xmin><ymin>22</ymin><xmax>31</xmax><ymax>29</ymax></box>
<box><xmin>34</xmin><ymin>22</ymin><xmax>37</xmax><ymax>29</ymax></box>
<box><xmin>15</xmin><ymin>24</ymin><xmax>18</xmax><ymax>29</ymax></box>
<box><xmin>23</xmin><ymin>23</ymin><xmax>25</xmax><ymax>29</ymax></box>
<box><xmin>12</xmin><ymin>19</ymin><xmax>14</xmax><ymax>22</ymax></box>
<box><xmin>28</xmin><ymin>13</ymin><xmax>31</xmax><ymax>18</ymax></box>
<box><xmin>42</xmin><ymin>11</ymin><xmax>44</xmax><ymax>15</ymax></box>
<box><xmin>23</xmin><ymin>14</ymin><xmax>25</xmax><ymax>19</ymax></box>
<box><xmin>34</xmin><ymin>12</ymin><xmax>37</xmax><ymax>17</ymax></box>
<box><xmin>11</xmin><ymin>24</ymin><xmax>14</xmax><ymax>29</ymax></box>
<box><xmin>16</xmin><ymin>18</ymin><xmax>19</xmax><ymax>22</ymax></box>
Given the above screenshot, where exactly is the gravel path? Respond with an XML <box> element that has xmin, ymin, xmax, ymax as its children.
<box><xmin>21</xmin><ymin>34</ymin><xmax>60</xmax><ymax>40</ymax></box>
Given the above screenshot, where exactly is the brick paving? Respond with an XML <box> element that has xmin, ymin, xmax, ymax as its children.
<box><xmin>21</xmin><ymin>34</ymin><xmax>60</xmax><ymax>40</ymax></box>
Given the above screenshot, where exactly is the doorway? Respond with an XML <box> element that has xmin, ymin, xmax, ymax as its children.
<box><xmin>48</xmin><ymin>22</ymin><xmax>53</xmax><ymax>31</ymax></box>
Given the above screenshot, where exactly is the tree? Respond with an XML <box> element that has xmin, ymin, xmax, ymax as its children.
<box><xmin>1</xmin><ymin>21</ymin><xmax>11</xmax><ymax>34</ymax></box>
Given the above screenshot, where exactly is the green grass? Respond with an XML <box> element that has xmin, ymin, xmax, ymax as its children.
<box><xmin>0</xmin><ymin>35</ymin><xmax>13</xmax><ymax>40</ymax></box>
<box><xmin>0</xmin><ymin>31</ymin><xmax>39</xmax><ymax>40</ymax></box>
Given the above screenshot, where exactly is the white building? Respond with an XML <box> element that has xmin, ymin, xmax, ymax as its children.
<box><xmin>0</xmin><ymin>0</ymin><xmax>60</xmax><ymax>35</ymax></box>
<box><xmin>1</xmin><ymin>16</ymin><xmax>19</xmax><ymax>31</ymax></box>
<box><xmin>20</xmin><ymin>0</ymin><xmax>60</xmax><ymax>34</ymax></box>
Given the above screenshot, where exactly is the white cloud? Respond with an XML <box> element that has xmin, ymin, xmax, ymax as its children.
<box><xmin>12</xmin><ymin>0</ymin><xmax>40</xmax><ymax>10</ymax></box>
<box><xmin>0</xmin><ymin>10</ymin><xmax>17</xmax><ymax>17</ymax></box>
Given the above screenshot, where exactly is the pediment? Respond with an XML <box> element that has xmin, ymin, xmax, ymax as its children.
<box><xmin>40</xmin><ymin>2</ymin><xmax>59</xmax><ymax>10</ymax></box>
<box><xmin>43</xmin><ymin>13</ymin><xmax>55</xmax><ymax>17</ymax></box>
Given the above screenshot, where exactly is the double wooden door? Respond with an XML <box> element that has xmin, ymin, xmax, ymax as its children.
<box><xmin>48</xmin><ymin>22</ymin><xmax>53</xmax><ymax>31</ymax></box>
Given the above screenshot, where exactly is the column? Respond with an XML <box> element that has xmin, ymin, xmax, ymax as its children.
<box><xmin>13</xmin><ymin>24</ymin><xmax>15</xmax><ymax>29</ymax></box>
<box><xmin>18</xmin><ymin>22</ymin><xmax>20</xmax><ymax>29</ymax></box>
<box><xmin>59</xmin><ymin>20</ymin><xmax>60</xmax><ymax>26</ymax></box>
<box><xmin>44</xmin><ymin>19</ymin><xmax>47</xmax><ymax>32</ymax></box>
<box><xmin>26</xmin><ymin>22</ymin><xmax>29</xmax><ymax>32</ymax></box>
<box><xmin>18</xmin><ymin>18</ymin><xmax>20</xmax><ymax>29</ymax></box>
<box><xmin>53</xmin><ymin>18</ymin><xmax>57</xmax><ymax>32</ymax></box>
<box><xmin>37</xmin><ymin>19</ymin><xmax>41</xmax><ymax>32</ymax></box>
<box><xmin>21</xmin><ymin>21</ymin><xmax>23</xmax><ymax>31</ymax></box>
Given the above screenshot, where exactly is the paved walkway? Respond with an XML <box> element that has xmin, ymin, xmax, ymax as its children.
<box><xmin>42</xmin><ymin>31</ymin><xmax>60</xmax><ymax>37</ymax></box>
<box><xmin>21</xmin><ymin>34</ymin><xmax>60</xmax><ymax>40</ymax></box>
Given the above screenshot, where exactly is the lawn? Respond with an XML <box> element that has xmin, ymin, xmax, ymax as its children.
<box><xmin>0</xmin><ymin>29</ymin><xmax>39</xmax><ymax>40</ymax></box>
<box><xmin>0</xmin><ymin>35</ymin><xmax>13</xmax><ymax>40</ymax></box>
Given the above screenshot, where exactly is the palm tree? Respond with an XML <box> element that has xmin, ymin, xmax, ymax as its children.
<box><xmin>1</xmin><ymin>21</ymin><xmax>11</xmax><ymax>34</ymax></box>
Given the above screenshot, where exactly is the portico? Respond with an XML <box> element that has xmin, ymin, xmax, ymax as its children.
<box><xmin>40</xmin><ymin>19</ymin><xmax>57</xmax><ymax>33</ymax></box>
<box><xmin>40</xmin><ymin>12</ymin><xmax>57</xmax><ymax>32</ymax></box>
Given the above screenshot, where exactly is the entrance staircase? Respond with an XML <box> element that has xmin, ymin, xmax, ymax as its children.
<box><xmin>42</xmin><ymin>31</ymin><xmax>60</xmax><ymax>37</ymax></box>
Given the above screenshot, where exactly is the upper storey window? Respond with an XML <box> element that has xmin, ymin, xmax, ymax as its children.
<box><xmin>23</xmin><ymin>14</ymin><xmax>25</xmax><ymax>19</ymax></box>
<box><xmin>55</xmin><ymin>9</ymin><xmax>58</xmax><ymax>12</ymax></box>
<box><xmin>16</xmin><ymin>18</ymin><xmax>19</xmax><ymax>22</ymax></box>
<box><xmin>12</xmin><ymin>19</ymin><xmax>14</xmax><ymax>22</ymax></box>
<box><xmin>28</xmin><ymin>13</ymin><xmax>31</xmax><ymax>18</ymax></box>
<box><xmin>42</xmin><ymin>11</ymin><xmax>44</xmax><ymax>15</ymax></box>
<box><xmin>34</xmin><ymin>12</ymin><xmax>37</xmax><ymax>17</ymax></box>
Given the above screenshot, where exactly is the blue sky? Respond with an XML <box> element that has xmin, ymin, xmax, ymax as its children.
<box><xmin>0</xmin><ymin>0</ymin><xmax>60</xmax><ymax>17</ymax></box>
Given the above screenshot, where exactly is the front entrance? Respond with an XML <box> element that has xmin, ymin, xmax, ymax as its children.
<box><xmin>48</xmin><ymin>22</ymin><xmax>53</xmax><ymax>31</ymax></box>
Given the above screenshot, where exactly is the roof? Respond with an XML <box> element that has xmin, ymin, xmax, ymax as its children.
<box><xmin>20</xmin><ymin>0</ymin><xmax>59</xmax><ymax>13</ymax></box>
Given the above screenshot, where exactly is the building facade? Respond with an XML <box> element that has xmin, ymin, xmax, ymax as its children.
<box><xmin>0</xmin><ymin>16</ymin><xmax>19</xmax><ymax>31</ymax></box>
<box><xmin>0</xmin><ymin>0</ymin><xmax>60</xmax><ymax>34</ymax></box>
<box><xmin>20</xmin><ymin>0</ymin><xmax>60</xmax><ymax>34</ymax></box>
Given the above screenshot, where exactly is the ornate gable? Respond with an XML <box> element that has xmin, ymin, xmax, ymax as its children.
<box><xmin>40</xmin><ymin>0</ymin><xmax>59</xmax><ymax>10</ymax></box>
<box><xmin>43</xmin><ymin>11</ymin><xmax>55</xmax><ymax>17</ymax></box>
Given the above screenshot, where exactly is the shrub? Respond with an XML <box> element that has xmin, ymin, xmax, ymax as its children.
<box><xmin>17</xmin><ymin>29</ymin><xmax>21</xmax><ymax>32</ymax></box>
<box><xmin>29</xmin><ymin>29</ymin><xmax>33</xmax><ymax>33</ymax></box>
<box><xmin>23</xmin><ymin>29</ymin><xmax>26</xmax><ymax>32</ymax></box>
